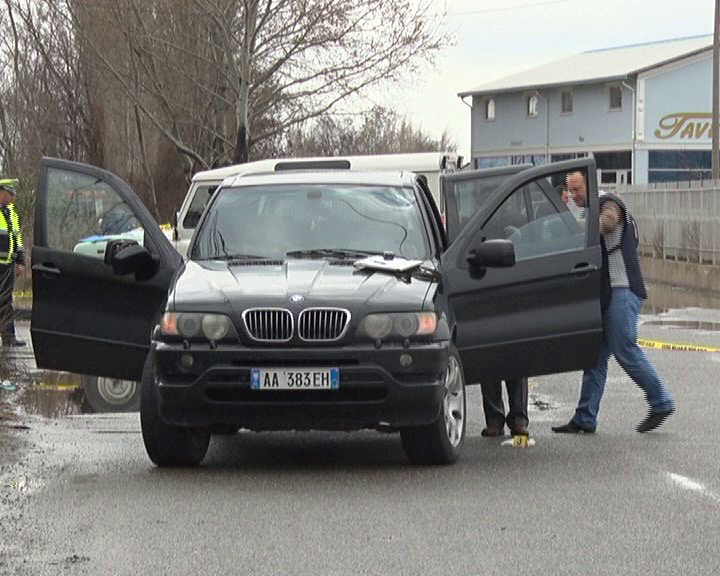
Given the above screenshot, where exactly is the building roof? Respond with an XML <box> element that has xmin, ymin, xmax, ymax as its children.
<box><xmin>459</xmin><ymin>35</ymin><xmax>712</xmax><ymax>97</ymax></box>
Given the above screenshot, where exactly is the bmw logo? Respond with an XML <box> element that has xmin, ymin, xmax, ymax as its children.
<box><xmin>290</xmin><ymin>294</ymin><xmax>305</xmax><ymax>303</ymax></box>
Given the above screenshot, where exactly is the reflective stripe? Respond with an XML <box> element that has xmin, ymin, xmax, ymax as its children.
<box><xmin>0</xmin><ymin>204</ymin><xmax>22</xmax><ymax>264</ymax></box>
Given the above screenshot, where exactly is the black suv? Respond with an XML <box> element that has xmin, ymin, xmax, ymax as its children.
<box><xmin>31</xmin><ymin>158</ymin><xmax>603</xmax><ymax>466</ymax></box>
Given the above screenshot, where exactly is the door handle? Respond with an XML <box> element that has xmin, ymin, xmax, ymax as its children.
<box><xmin>570</xmin><ymin>263</ymin><xmax>598</xmax><ymax>276</ymax></box>
<box><xmin>33</xmin><ymin>263</ymin><xmax>61</xmax><ymax>277</ymax></box>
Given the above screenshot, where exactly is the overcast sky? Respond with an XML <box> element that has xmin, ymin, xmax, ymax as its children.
<box><xmin>375</xmin><ymin>0</ymin><xmax>716</xmax><ymax>159</ymax></box>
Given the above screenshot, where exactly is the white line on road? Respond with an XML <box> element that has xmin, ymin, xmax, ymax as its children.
<box><xmin>667</xmin><ymin>472</ymin><xmax>720</xmax><ymax>504</ymax></box>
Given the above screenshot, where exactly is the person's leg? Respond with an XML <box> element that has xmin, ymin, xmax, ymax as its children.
<box><xmin>553</xmin><ymin>307</ymin><xmax>612</xmax><ymax>433</ymax></box>
<box><xmin>0</xmin><ymin>264</ymin><xmax>16</xmax><ymax>342</ymax></box>
<box><xmin>607</xmin><ymin>289</ymin><xmax>674</xmax><ymax>428</ymax></box>
<box><xmin>480</xmin><ymin>379</ymin><xmax>506</xmax><ymax>436</ymax></box>
<box><xmin>568</xmin><ymin>339</ymin><xmax>611</xmax><ymax>432</ymax></box>
<box><xmin>505</xmin><ymin>377</ymin><xmax>529</xmax><ymax>434</ymax></box>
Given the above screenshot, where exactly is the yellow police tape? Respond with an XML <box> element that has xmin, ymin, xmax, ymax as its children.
<box><xmin>638</xmin><ymin>339</ymin><xmax>720</xmax><ymax>353</ymax></box>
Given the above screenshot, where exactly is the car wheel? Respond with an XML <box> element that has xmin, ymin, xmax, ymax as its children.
<box><xmin>400</xmin><ymin>344</ymin><xmax>466</xmax><ymax>465</ymax></box>
<box><xmin>82</xmin><ymin>375</ymin><xmax>141</xmax><ymax>413</ymax></box>
<box><xmin>140</xmin><ymin>352</ymin><xmax>210</xmax><ymax>467</ymax></box>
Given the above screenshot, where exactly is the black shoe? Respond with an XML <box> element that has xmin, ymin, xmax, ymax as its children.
<box><xmin>481</xmin><ymin>425</ymin><xmax>505</xmax><ymax>437</ymax></box>
<box><xmin>2</xmin><ymin>338</ymin><xmax>26</xmax><ymax>347</ymax></box>
<box><xmin>551</xmin><ymin>420</ymin><xmax>595</xmax><ymax>434</ymax></box>
<box><xmin>636</xmin><ymin>408</ymin><xmax>674</xmax><ymax>433</ymax></box>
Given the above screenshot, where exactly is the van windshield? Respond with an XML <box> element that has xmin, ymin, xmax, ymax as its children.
<box><xmin>191</xmin><ymin>183</ymin><xmax>429</xmax><ymax>261</ymax></box>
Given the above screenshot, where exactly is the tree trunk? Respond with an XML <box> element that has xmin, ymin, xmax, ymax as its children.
<box><xmin>233</xmin><ymin>124</ymin><xmax>249</xmax><ymax>164</ymax></box>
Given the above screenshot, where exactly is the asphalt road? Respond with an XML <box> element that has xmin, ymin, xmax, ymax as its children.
<box><xmin>1</xmin><ymin>313</ymin><xmax>719</xmax><ymax>576</ymax></box>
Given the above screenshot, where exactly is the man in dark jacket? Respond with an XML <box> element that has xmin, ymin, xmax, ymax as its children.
<box><xmin>552</xmin><ymin>172</ymin><xmax>674</xmax><ymax>434</ymax></box>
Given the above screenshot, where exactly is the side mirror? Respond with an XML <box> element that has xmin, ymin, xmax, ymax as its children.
<box><xmin>466</xmin><ymin>239</ymin><xmax>516</xmax><ymax>268</ymax></box>
<box><xmin>111</xmin><ymin>244</ymin><xmax>156</xmax><ymax>278</ymax></box>
<box><xmin>104</xmin><ymin>238</ymin><xmax>139</xmax><ymax>266</ymax></box>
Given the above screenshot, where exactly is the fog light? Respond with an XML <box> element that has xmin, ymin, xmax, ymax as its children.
<box><xmin>180</xmin><ymin>353</ymin><xmax>194</xmax><ymax>369</ymax></box>
<box><xmin>399</xmin><ymin>353</ymin><xmax>413</xmax><ymax>367</ymax></box>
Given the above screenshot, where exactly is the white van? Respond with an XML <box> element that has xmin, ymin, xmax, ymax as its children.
<box><xmin>171</xmin><ymin>152</ymin><xmax>462</xmax><ymax>256</ymax></box>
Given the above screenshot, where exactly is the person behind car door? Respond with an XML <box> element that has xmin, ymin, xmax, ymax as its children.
<box><xmin>480</xmin><ymin>377</ymin><xmax>529</xmax><ymax>437</ymax></box>
<box><xmin>552</xmin><ymin>172</ymin><xmax>674</xmax><ymax>434</ymax></box>
<box><xmin>0</xmin><ymin>178</ymin><xmax>26</xmax><ymax>347</ymax></box>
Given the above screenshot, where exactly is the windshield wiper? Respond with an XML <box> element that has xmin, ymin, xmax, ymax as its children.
<box><xmin>198</xmin><ymin>254</ymin><xmax>269</xmax><ymax>261</ymax></box>
<box><xmin>286</xmin><ymin>248</ymin><xmax>385</xmax><ymax>259</ymax></box>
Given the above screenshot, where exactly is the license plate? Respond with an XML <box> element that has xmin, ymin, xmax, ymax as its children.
<box><xmin>250</xmin><ymin>368</ymin><xmax>340</xmax><ymax>390</ymax></box>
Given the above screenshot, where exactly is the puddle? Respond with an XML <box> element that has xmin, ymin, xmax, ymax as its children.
<box><xmin>1</xmin><ymin>370</ymin><xmax>138</xmax><ymax>419</ymax></box>
<box><xmin>642</xmin><ymin>319</ymin><xmax>720</xmax><ymax>331</ymax></box>
<box><xmin>644</xmin><ymin>283</ymin><xmax>720</xmax><ymax>314</ymax></box>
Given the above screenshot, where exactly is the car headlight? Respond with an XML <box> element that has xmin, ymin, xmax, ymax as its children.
<box><xmin>357</xmin><ymin>312</ymin><xmax>437</xmax><ymax>340</ymax></box>
<box><xmin>160</xmin><ymin>313</ymin><xmax>233</xmax><ymax>341</ymax></box>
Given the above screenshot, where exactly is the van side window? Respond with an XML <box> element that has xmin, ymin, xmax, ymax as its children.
<box><xmin>183</xmin><ymin>184</ymin><xmax>218</xmax><ymax>229</ymax></box>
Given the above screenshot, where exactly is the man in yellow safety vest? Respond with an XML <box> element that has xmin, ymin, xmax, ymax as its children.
<box><xmin>0</xmin><ymin>178</ymin><xmax>26</xmax><ymax>347</ymax></box>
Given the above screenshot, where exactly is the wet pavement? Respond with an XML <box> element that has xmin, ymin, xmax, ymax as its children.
<box><xmin>1</xmin><ymin>288</ymin><xmax>720</xmax><ymax>576</ymax></box>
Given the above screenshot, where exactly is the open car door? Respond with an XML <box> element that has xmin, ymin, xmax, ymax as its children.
<box><xmin>31</xmin><ymin>158</ymin><xmax>182</xmax><ymax>382</ymax></box>
<box><xmin>438</xmin><ymin>158</ymin><xmax>602</xmax><ymax>383</ymax></box>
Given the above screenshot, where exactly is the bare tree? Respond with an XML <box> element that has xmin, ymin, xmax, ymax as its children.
<box><xmin>61</xmin><ymin>0</ymin><xmax>449</xmax><ymax>168</ymax></box>
<box><xmin>285</xmin><ymin>106</ymin><xmax>456</xmax><ymax>157</ymax></box>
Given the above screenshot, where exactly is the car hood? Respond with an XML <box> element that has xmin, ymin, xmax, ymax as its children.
<box><xmin>171</xmin><ymin>259</ymin><xmax>436</xmax><ymax>311</ymax></box>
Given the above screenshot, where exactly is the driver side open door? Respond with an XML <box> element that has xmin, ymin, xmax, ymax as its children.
<box><xmin>31</xmin><ymin>158</ymin><xmax>182</xmax><ymax>382</ymax></box>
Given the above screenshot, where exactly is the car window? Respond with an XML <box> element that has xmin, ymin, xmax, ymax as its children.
<box><xmin>183</xmin><ymin>184</ymin><xmax>218</xmax><ymax>229</ymax></box>
<box><xmin>453</xmin><ymin>174</ymin><xmax>509</xmax><ymax>232</ymax></box>
<box><xmin>46</xmin><ymin>168</ymin><xmax>144</xmax><ymax>259</ymax></box>
<box><xmin>479</xmin><ymin>172</ymin><xmax>585</xmax><ymax>262</ymax></box>
<box><xmin>191</xmin><ymin>183</ymin><xmax>429</xmax><ymax>261</ymax></box>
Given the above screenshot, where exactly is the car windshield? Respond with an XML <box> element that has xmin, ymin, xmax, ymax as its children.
<box><xmin>191</xmin><ymin>183</ymin><xmax>429</xmax><ymax>261</ymax></box>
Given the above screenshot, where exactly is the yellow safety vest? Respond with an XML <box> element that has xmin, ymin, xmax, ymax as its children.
<box><xmin>0</xmin><ymin>203</ymin><xmax>24</xmax><ymax>266</ymax></box>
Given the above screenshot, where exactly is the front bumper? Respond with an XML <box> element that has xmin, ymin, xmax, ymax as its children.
<box><xmin>153</xmin><ymin>341</ymin><xmax>450</xmax><ymax>431</ymax></box>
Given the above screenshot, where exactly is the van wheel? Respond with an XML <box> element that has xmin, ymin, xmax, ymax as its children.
<box><xmin>140</xmin><ymin>352</ymin><xmax>210</xmax><ymax>467</ymax></box>
<box><xmin>400</xmin><ymin>344</ymin><xmax>466</xmax><ymax>465</ymax></box>
<box><xmin>82</xmin><ymin>375</ymin><xmax>140</xmax><ymax>413</ymax></box>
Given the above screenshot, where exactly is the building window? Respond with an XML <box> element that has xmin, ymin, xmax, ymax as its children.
<box><xmin>526</xmin><ymin>94</ymin><xmax>538</xmax><ymax>118</ymax></box>
<box><xmin>609</xmin><ymin>86</ymin><xmax>622</xmax><ymax>110</ymax></box>
<box><xmin>648</xmin><ymin>150</ymin><xmax>711</xmax><ymax>182</ymax></box>
<box><xmin>561</xmin><ymin>90</ymin><xmax>573</xmax><ymax>114</ymax></box>
<box><xmin>485</xmin><ymin>98</ymin><xmax>495</xmax><ymax>121</ymax></box>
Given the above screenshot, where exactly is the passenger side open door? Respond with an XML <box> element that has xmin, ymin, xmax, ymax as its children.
<box><xmin>31</xmin><ymin>158</ymin><xmax>182</xmax><ymax>382</ymax></box>
<box><xmin>438</xmin><ymin>159</ymin><xmax>602</xmax><ymax>383</ymax></box>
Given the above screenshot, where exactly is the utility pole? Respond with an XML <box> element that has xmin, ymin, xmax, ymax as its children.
<box><xmin>713</xmin><ymin>0</ymin><xmax>719</xmax><ymax>180</ymax></box>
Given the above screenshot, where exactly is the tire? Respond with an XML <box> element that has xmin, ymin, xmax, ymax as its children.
<box><xmin>400</xmin><ymin>344</ymin><xmax>466</xmax><ymax>465</ymax></box>
<box><xmin>140</xmin><ymin>352</ymin><xmax>210</xmax><ymax>467</ymax></box>
<box><xmin>82</xmin><ymin>375</ymin><xmax>141</xmax><ymax>413</ymax></box>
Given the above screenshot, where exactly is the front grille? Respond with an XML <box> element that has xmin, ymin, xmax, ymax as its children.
<box><xmin>242</xmin><ymin>308</ymin><xmax>293</xmax><ymax>342</ymax></box>
<box><xmin>298</xmin><ymin>308</ymin><xmax>351</xmax><ymax>342</ymax></box>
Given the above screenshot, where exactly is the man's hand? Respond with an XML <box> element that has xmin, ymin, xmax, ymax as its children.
<box><xmin>599</xmin><ymin>200</ymin><xmax>622</xmax><ymax>235</ymax></box>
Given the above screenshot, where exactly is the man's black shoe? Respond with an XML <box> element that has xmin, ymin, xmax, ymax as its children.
<box><xmin>636</xmin><ymin>408</ymin><xmax>674</xmax><ymax>433</ymax></box>
<box><xmin>551</xmin><ymin>420</ymin><xmax>595</xmax><ymax>434</ymax></box>
<box><xmin>2</xmin><ymin>338</ymin><xmax>26</xmax><ymax>347</ymax></box>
